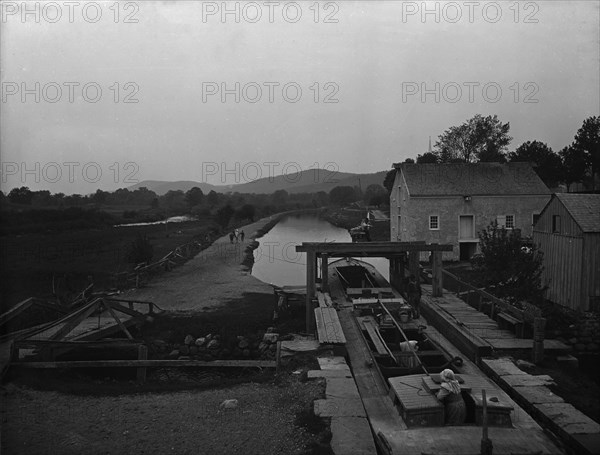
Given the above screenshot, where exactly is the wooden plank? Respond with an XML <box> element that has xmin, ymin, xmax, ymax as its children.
<box><xmin>322</xmin><ymin>308</ymin><xmax>346</xmax><ymax>344</ymax></box>
<box><xmin>0</xmin><ymin>298</ymin><xmax>36</xmax><ymax>327</ymax></box>
<box><xmin>314</xmin><ymin>308</ymin><xmax>327</xmax><ymax>343</ymax></box>
<box><xmin>362</xmin><ymin>320</ymin><xmax>389</xmax><ymax>356</ymax></box>
<box><xmin>12</xmin><ymin>359</ymin><xmax>277</xmax><ymax>368</ymax></box>
<box><xmin>47</xmin><ymin>299</ymin><xmax>101</xmax><ymax>341</ymax></box>
<box><xmin>503</xmin><ymin>374</ymin><xmax>555</xmax><ymax>387</ymax></box>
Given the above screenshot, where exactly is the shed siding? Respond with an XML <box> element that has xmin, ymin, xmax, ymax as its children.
<box><xmin>534</xmin><ymin>196</ymin><xmax>583</xmax><ymax>236</ymax></box>
<box><xmin>535</xmin><ymin>231</ymin><xmax>584</xmax><ymax>310</ymax></box>
<box><xmin>582</xmin><ymin>233</ymin><xmax>600</xmax><ymax>310</ymax></box>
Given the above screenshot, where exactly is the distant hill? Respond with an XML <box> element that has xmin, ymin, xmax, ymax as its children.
<box><xmin>127</xmin><ymin>169</ymin><xmax>389</xmax><ymax>195</ymax></box>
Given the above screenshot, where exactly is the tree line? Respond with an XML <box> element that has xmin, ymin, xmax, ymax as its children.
<box><xmin>383</xmin><ymin>115</ymin><xmax>599</xmax><ymax>192</ymax></box>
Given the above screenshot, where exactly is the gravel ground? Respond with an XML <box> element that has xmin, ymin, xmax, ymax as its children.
<box><xmin>1</xmin><ymin>376</ymin><xmax>327</xmax><ymax>455</ymax></box>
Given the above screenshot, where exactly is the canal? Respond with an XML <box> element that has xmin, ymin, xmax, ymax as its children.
<box><xmin>252</xmin><ymin>213</ymin><xmax>389</xmax><ymax>287</ymax></box>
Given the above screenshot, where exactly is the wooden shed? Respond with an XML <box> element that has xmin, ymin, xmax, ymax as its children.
<box><xmin>533</xmin><ymin>193</ymin><xmax>600</xmax><ymax>312</ymax></box>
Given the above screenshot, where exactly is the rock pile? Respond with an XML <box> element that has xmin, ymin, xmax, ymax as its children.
<box><xmin>149</xmin><ymin>327</ymin><xmax>282</xmax><ymax>361</ymax></box>
<box><xmin>554</xmin><ymin>316</ymin><xmax>600</xmax><ymax>354</ymax></box>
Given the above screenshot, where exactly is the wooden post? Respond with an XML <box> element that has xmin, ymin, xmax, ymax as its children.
<box><xmin>321</xmin><ymin>254</ymin><xmax>329</xmax><ymax>292</ymax></box>
<box><xmin>137</xmin><ymin>344</ymin><xmax>148</xmax><ymax>383</ymax></box>
<box><xmin>480</xmin><ymin>389</ymin><xmax>493</xmax><ymax>455</ymax></box>
<box><xmin>432</xmin><ymin>251</ymin><xmax>443</xmax><ymax>297</ymax></box>
<box><xmin>532</xmin><ymin>317</ymin><xmax>546</xmax><ymax>364</ymax></box>
<box><xmin>408</xmin><ymin>251</ymin><xmax>419</xmax><ymax>281</ymax></box>
<box><xmin>306</xmin><ymin>250</ymin><xmax>316</xmax><ymax>334</ymax></box>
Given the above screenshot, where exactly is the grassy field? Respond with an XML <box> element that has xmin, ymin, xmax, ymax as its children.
<box><xmin>0</xmin><ymin>218</ymin><xmax>221</xmax><ymax>312</ymax></box>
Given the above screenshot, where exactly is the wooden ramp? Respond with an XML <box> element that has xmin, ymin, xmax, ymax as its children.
<box><xmin>421</xmin><ymin>284</ymin><xmax>570</xmax><ymax>356</ymax></box>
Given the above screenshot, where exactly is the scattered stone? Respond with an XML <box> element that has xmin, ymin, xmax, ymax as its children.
<box><xmin>167</xmin><ymin>350</ymin><xmax>180</xmax><ymax>359</ymax></box>
<box><xmin>206</xmin><ymin>334</ymin><xmax>213</xmax><ymax>341</ymax></box>
<box><xmin>195</xmin><ymin>337</ymin><xmax>206</xmax><ymax>347</ymax></box>
<box><xmin>220</xmin><ymin>399</ymin><xmax>238</xmax><ymax>410</ymax></box>
<box><xmin>207</xmin><ymin>339</ymin><xmax>220</xmax><ymax>350</ymax></box>
<box><xmin>238</xmin><ymin>339</ymin><xmax>249</xmax><ymax>349</ymax></box>
<box><xmin>184</xmin><ymin>335</ymin><xmax>195</xmax><ymax>346</ymax></box>
<box><xmin>266</xmin><ymin>327</ymin><xmax>275</xmax><ymax>333</ymax></box>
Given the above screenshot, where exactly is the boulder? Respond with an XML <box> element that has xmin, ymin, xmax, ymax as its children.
<box><xmin>195</xmin><ymin>337</ymin><xmax>206</xmax><ymax>347</ymax></box>
<box><xmin>238</xmin><ymin>339</ymin><xmax>249</xmax><ymax>349</ymax></box>
<box><xmin>184</xmin><ymin>335</ymin><xmax>195</xmax><ymax>346</ymax></box>
<box><xmin>207</xmin><ymin>339</ymin><xmax>220</xmax><ymax>350</ymax></box>
<box><xmin>167</xmin><ymin>349</ymin><xmax>180</xmax><ymax>359</ymax></box>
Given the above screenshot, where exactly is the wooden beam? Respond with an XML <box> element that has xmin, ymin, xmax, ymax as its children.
<box><xmin>432</xmin><ymin>251</ymin><xmax>443</xmax><ymax>297</ymax></box>
<box><xmin>296</xmin><ymin>242</ymin><xmax>453</xmax><ymax>254</ymax></box>
<box><xmin>13</xmin><ymin>359</ymin><xmax>278</xmax><ymax>369</ymax></box>
<box><xmin>48</xmin><ymin>299</ymin><xmax>102</xmax><ymax>341</ymax></box>
<box><xmin>306</xmin><ymin>250</ymin><xmax>316</xmax><ymax>333</ymax></box>
<box><xmin>104</xmin><ymin>301</ymin><xmax>135</xmax><ymax>341</ymax></box>
<box><xmin>321</xmin><ymin>253</ymin><xmax>329</xmax><ymax>292</ymax></box>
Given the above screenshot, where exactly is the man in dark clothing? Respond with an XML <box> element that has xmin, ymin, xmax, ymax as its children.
<box><xmin>407</xmin><ymin>274</ymin><xmax>421</xmax><ymax>319</ymax></box>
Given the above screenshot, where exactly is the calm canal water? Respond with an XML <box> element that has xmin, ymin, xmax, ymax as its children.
<box><xmin>252</xmin><ymin>214</ymin><xmax>389</xmax><ymax>287</ymax></box>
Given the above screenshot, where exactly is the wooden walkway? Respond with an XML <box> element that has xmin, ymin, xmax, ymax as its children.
<box><xmin>421</xmin><ymin>284</ymin><xmax>570</xmax><ymax>354</ymax></box>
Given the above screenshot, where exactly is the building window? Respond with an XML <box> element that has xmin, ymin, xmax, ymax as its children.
<box><xmin>496</xmin><ymin>215</ymin><xmax>514</xmax><ymax>229</ymax></box>
<box><xmin>505</xmin><ymin>215</ymin><xmax>515</xmax><ymax>229</ymax></box>
<box><xmin>552</xmin><ymin>215</ymin><xmax>561</xmax><ymax>233</ymax></box>
<box><xmin>429</xmin><ymin>215</ymin><xmax>439</xmax><ymax>230</ymax></box>
<box><xmin>532</xmin><ymin>213</ymin><xmax>541</xmax><ymax>228</ymax></box>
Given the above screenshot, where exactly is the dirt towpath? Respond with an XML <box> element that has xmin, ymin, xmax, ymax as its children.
<box><xmin>122</xmin><ymin>216</ymin><xmax>279</xmax><ymax>313</ymax></box>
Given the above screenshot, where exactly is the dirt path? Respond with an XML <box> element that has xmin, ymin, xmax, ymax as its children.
<box><xmin>121</xmin><ymin>216</ymin><xmax>278</xmax><ymax>312</ymax></box>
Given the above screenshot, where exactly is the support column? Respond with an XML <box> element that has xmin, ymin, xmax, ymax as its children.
<box><xmin>432</xmin><ymin>251</ymin><xmax>443</xmax><ymax>297</ymax></box>
<box><xmin>408</xmin><ymin>251</ymin><xmax>420</xmax><ymax>281</ymax></box>
<box><xmin>306</xmin><ymin>250</ymin><xmax>316</xmax><ymax>333</ymax></box>
<box><xmin>321</xmin><ymin>254</ymin><xmax>329</xmax><ymax>292</ymax></box>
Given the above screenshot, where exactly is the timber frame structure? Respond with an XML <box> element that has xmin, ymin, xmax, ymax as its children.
<box><xmin>295</xmin><ymin>241</ymin><xmax>453</xmax><ymax>331</ymax></box>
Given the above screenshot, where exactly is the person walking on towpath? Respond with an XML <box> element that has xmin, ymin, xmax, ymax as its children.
<box><xmin>234</xmin><ymin>229</ymin><xmax>239</xmax><ymax>243</ymax></box>
<box><xmin>239</xmin><ymin>230</ymin><xmax>245</xmax><ymax>242</ymax></box>
<box><xmin>229</xmin><ymin>231</ymin><xmax>235</xmax><ymax>244</ymax></box>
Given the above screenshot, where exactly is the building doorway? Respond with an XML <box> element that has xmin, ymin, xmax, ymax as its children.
<box><xmin>459</xmin><ymin>215</ymin><xmax>477</xmax><ymax>260</ymax></box>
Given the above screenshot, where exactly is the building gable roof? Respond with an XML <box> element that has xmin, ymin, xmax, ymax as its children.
<box><xmin>393</xmin><ymin>162</ymin><xmax>550</xmax><ymax>197</ymax></box>
<box><xmin>555</xmin><ymin>193</ymin><xmax>600</xmax><ymax>233</ymax></box>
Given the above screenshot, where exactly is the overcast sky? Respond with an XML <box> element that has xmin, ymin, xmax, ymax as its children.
<box><xmin>1</xmin><ymin>0</ymin><xmax>599</xmax><ymax>194</ymax></box>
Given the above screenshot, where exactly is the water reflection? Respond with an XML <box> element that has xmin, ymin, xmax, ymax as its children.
<box><xmin>252</xmin><ymin>214</ymin><xmax>389</xmax><ymax>286</ymax></box>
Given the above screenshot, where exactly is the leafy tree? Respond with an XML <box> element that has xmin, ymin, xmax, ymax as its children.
<box><xmin>127</xmin><ymin>233</ymin><xmax>153</xmax><ymax>264</ymax></box>
<box><xmin>215</xmin><ymin>204</ymin><xmax>235</xmax><ymax>228</ymax></box>
<box><xmin>329</xmin><ymin>186</ymin><xmax>357</xmax><ymax>206</ymax></box>
<box><xmin>573</xmin><ymin>116</ymin><xmax>600</xmax><ymax>190</ymax></box>
<box><xmin>185</xmin><ymin>187</ymin><xmax>204</xmax><ymax>207</ymax></box>
<box><xmin>403</xmin><ymin>158</ymin><xmax>415</xmax><ymax>164</ymax></box>
<box><xmin>313</xmin><ymin>191</ymin><xmax>329</xmax><ymax>206</ymax></box>
<box><xmin>236</xmin><ymin>204</ymin><xmax>255</xmax><ymax>222</ymax></box>
<box><xmin>272</xmin><ymin>189</ymin><xmax>289</xmax><ymax>206</ymax></box>
<box><xmin>91</xmin><ymin>189</ymin><xmax>108</xmax><ymax>205</ymax></box>
<box><xmin>508</xmin><ymin>141</ymin><xmax>562</xmax><ymax>188</ymax></box>
<box><xmin>473</xmin><ymin>221</ymin><xmax>547</xmax><ymax>304</ymax></box>
<box><xmin>363</xmin><ymin>184</ymin><xmax>387</xmax><ymax>206</ymax></box>
<box><xmin>416</xmin><ymin>152</ymin><xmax>439</xmax><ymax>164</ymax></box>
<box><xmin>206</xmin><ymin>190</ymin><xmax>220</xmax><ymax>207</ymax></box>
<box><xmin>160</xmin><ymin>190</ymin><xmax>186</xmax><ymax>211</ymax></box>
<box><xmin>383</xmin><ymin>169</ymin><xmax>396</xmax><ymax>195</ymax></box>
<box><xmin>559</xmin><ymin>145</ymin><xmax>588</xmax><ymax>191</ymax></box>
<box><xmin>435</xmin><ymin>114</ymin><xmax>511</xmax><ymax>163</ymax></box>
<box><xmin>8</xmin><ymin>186</ymin><xmax>33</xmax><ymax>205</ymax></box>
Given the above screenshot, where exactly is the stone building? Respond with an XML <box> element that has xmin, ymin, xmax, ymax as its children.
<box><xmin>389</xmin><ymin>162</ymin><xmax>551</xmax><ymax>261</ymax></box>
